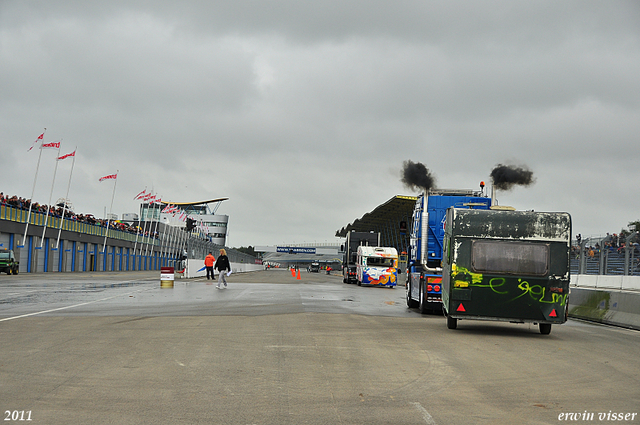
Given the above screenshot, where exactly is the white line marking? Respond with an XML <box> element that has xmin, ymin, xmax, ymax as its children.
<box><xmin>0</xmin><ymin>287</ymin><xmax>151</xmax><ymax>322</ymax></box>
<box><xmin>410</xmin><ymin>402</ymin><xmax>438</xmax><ymax>425</ymax></box>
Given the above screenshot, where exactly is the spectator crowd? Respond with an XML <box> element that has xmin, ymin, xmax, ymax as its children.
<box><xmin>0</xmin><ymin>192</ymin><xmax>158</xmax><ymax>238</ymax></box>
<box><xmin>573</xmin><ymin>232</ymin><xmax>640</xmax><ymax>259</ymax></box>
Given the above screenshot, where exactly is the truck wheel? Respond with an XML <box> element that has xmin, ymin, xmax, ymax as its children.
<box><xmin>418</xmin><ymin>281</ymin><xmax>429</xmax><ymax>314</ymax></box>
<box><xmin>12</xmin><ymin>268</ymin><xmax>18</xmax><ymax>275</ymax></box>
<box><xmin>406</xmin><ymin>279</ymin><xmax>418</xmax><ymax>308</ymax></box>
<box><xmin>539</xmin><ymin>323</ymin><xmax>552</xmax><ymax>335</ymax></box>
<box><xmin>447</xmin><ymin>315</ymin><xmax>457</xmax><ymax>330</ymax></box>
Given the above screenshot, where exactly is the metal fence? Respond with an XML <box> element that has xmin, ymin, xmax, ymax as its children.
<box><xmin>571</xmin><ymin>233</ymin><xmax>640</xmax><ymax>276</ymax></box>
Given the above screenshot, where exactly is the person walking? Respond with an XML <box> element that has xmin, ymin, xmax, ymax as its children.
<box><xmin>215</xmin><ymin>248</ymin><xmax>231</xmax><ymax>289</ymax></box>
<box><xmin>204</xmin><ymin>251</ymin><xmax>215</xmax><ymax>280</ymax></box>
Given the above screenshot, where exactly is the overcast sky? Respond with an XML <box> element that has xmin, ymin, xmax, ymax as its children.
<box><xmin>2</xmin><ymin>1</ymin><xmax>639</xmax><ymax>247</ymax></box>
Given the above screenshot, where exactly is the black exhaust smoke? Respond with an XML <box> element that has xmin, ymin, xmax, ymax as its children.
<box><xmin>401</xmin><ymin>160</ymin><xmax>436</xmax><ymax>192</ymax></box>
<box><xmin>490</xmin><ymin>164</ymin><xmax>535</xmax><ymax>191</ymax></box>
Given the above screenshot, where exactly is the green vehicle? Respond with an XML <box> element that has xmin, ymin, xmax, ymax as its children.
<box><xmin>442</xmin><ymin>208</ymin><xmax>571</xmax><ymax>335</ymax></box>
<box><xmin>0</xmin><ymin>249</ymin><xmax>19</xmax><ymax>275</ymax></box>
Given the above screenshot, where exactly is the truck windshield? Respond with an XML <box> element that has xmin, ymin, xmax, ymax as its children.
<box><xmin>366</xmin><ymin>257</ymin><xmax>395</xmax><ymax>267</ymax></box>
<box><xmin>471</xmin><ymin>240</ymin><xmax>548</xmax><ymax>276</ymax></box>
<box><xmin>0</xmin><ymin>252</ymin><xmax>10</xmax><ymax>259</ymax></box>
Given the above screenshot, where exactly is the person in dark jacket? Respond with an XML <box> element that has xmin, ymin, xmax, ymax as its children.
<box><xmin>215</xmin><ymin>249</ymin><xmax>231</xmax><ymax>289</ymax></box>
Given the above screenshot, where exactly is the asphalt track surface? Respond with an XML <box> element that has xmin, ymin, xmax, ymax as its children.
<box><xmin>0</xmin><ymin>270</ymin><xmax>638</xmax><ymax>425</ymax></box>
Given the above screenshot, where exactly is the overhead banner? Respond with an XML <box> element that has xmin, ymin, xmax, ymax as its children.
<box><xmin>277</xmin><ymin>247</ymin><xmax>317</xmax><ymax>254</ymax></box>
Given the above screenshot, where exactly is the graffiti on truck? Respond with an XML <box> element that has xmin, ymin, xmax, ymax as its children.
<box><xmin>451</xmin><ymin>265</ymin><xmax>568</xmax><ymax>306</ymax></box>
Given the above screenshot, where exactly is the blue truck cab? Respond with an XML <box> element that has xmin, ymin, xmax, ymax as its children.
<box><xmin>406</xmin><ymin>189</ymin><xmax>491</xmax><ymax>313</ymax></box>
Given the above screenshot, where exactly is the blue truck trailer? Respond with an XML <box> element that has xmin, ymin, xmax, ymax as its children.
<box><xmin>405</xmin><ymin>188</ymin><xmax>491</xmax><ymax>313</ymax></box>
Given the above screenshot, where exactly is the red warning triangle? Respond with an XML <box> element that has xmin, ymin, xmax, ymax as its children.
<box><xmin>549</xmin><ymin>309</ymin><xmax>557</xmax><ymax>318</ymax></box>
<box><xmin>456</xmin><ymin>303</ymin><xmax>466</xmax><ymax>312</ymax></box>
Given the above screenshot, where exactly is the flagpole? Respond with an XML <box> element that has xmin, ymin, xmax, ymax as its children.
<box><xmin>172</xmin><ymin>220</ymin><xmax>181</xmax><ymax>267</ymax></box>
<box><xmin>132</xmin><ymin>211</ymin><xmax>141</xmax><ymax>271</ymax></box>
<box><xmin>150</xmin><ymin>197</ymin><xmax>162</xmax><ymax>262</ymax></box>
<box><xmin>132</xmin><ymin>187</ymin><xmax>147</xmax><ymax>270</ymax></box>
<box><xmin>170</xmin><ymin>218</ymin><xmax>180</xmax><ymax>267</ymax></box>
<box><xmin>143</xmin><ymin>194</ymin><xmax>154</xmax><ymax>258</ymax></box>
<box><xmin>56</xmin><ymin>148</ymin><xmax>77</xmax><ymax>249</ymax></box>
<box><xmin>142</xmin><ymin>191</ymin><xmax>153</xmax><ymax>259</ymax></box>
<box><xmin>140</xmin><ymin>213</ymin><xmax>151</xmax><ymax>269</ymax></box>
<box><xmin>140</xmin><ymin>203</ymin><xmax>151</xmax><ymax>266</ymax></box>
<box><xmin>168</xmin><ymin>221</ymin><xmax>176</xmax><ymax>267</ymax></box>
<box><xmin>166</xmin><ymin>216</ymin><xmax>174</xmax><ymax>267</ymax></box>
<box><xmin>21</xmin><ymin>128</ymin><xmax>46</xmax><ymax>247</ymax></box>
<box><xmin>149</xmin><ymin>198</ymin><xmax>162</xmax><ymax>260</ymax></box>
<box><xmin>160</xmin><ymin>205</ymin><xmax>173</xmax><ymax>266</ymax></box>
<box><xmin>158</xmin><ymin>213</ymin><xmax>168</xmax><ymax>267</ymax></box>
<box><xmin>102</xmin><ymin>171</ymin><xmax>118</xmax><ymax>252</ymax></box>
<box><xmin>40</xmin><ymin>141</ymin><xmax>62</xmax><ymax>248</ymax></box>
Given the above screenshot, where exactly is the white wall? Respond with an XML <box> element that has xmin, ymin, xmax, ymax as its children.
<box><xmin>181</xmin><ymin>258</ymin><xmax>263</xmax><ymax>278</ymax></box>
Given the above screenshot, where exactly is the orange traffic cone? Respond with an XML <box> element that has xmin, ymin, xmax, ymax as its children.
<box><xmin>297</xmin><ymin>269</ymin><xmax>301</xmax><ymax>280</ymax></box>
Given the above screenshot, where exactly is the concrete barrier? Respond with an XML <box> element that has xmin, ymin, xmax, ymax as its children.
<box><xmin>573</xmin><ymin>274</ymin><xmax>640</xmax><ymax>291</ymax></box>
<box><xmin>182</xmin><ymin>259</ymin><xmax>263</xmax><ymax>278</ymax></box>
<box><xmin>569</xmin><ymin>287</ymin><xmax>640</xmax><ymax>331</ymax></box>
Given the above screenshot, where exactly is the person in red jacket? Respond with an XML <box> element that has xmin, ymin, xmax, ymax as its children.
<box><xmin>204</xmin><ymin>252</ymin><xmax>215</xmax><ymax>280</ymax></box>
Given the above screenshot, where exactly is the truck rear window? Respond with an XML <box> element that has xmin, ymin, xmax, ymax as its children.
<box><xmin>471</xmin><ymin>240</ymin><xmax>548</xmax><ymax>276</ymax></box>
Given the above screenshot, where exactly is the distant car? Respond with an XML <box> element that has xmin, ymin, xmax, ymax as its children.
<box><xmin>309</xmin><ymin>263</ymin><xmax>320</xmax><ymax>273</ymax></box>
<box><xmin>0</xmin><ymin>249</ymin><xmax>19</xmax><ymax>275</ymax></box>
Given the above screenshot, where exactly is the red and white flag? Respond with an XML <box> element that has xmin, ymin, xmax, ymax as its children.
<box><xmin>134</xmin><ymin>189</ymin><xmax>147</xmax><ymax>200</ymax></box>
<box><xmin>57</xmin><ymin>150</ymin><xmax>76</xmax><ymax>161</ymax></box>
<box><xmin>147</xmin><ymin>194</ymin><xmax>157</xmax><ymax>204</ymax></box>
<box><xmin>28</xmin><ymin>131</ymin><xmax>45</xmax><ymax>152</ymax></box>
<box><xmin>99</xmin><ymin>173</ymin><xmax>117</xmax><ymax>182</ymax></box>
<box><xmin>42</xmin><ymin>140</ymin><xmax>61</xmax><ymax>149</ymax></box>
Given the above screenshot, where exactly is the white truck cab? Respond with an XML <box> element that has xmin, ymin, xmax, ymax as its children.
<box><xmin>356</xmin><ymin>246</ymin><xmax>398</xmax><ymax>287</ymax></box>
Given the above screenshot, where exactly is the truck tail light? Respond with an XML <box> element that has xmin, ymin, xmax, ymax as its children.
<box><xmin>434</xmin><ymin>285</ymin><xmax>441</xmax><ymax>292</ymax></box>
<box><xmin>427</xmin><ymin>285</ymin><xmax>433</xmax><ymax>291</ymax></box>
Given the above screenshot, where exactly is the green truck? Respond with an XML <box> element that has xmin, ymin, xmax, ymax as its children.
<box><xmin>0</xmin><ymin>249</ymin><xmax>19</xmax><ymax>275</ymax></box>
<box><xmin>441</xmin><ymin>208</ymin><xmax>571</xmax><ymax>334</ymax></box>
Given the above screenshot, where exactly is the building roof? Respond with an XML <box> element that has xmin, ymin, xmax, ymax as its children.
<box><xmin>335</xmin><ymin>195</ymin><xmax>417</xmax><ymax>237</ymax></box>
<box><xmin>160</xmin><ymin>198</ymin><xmax>229</xmax><ymax>206</ymax></box>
